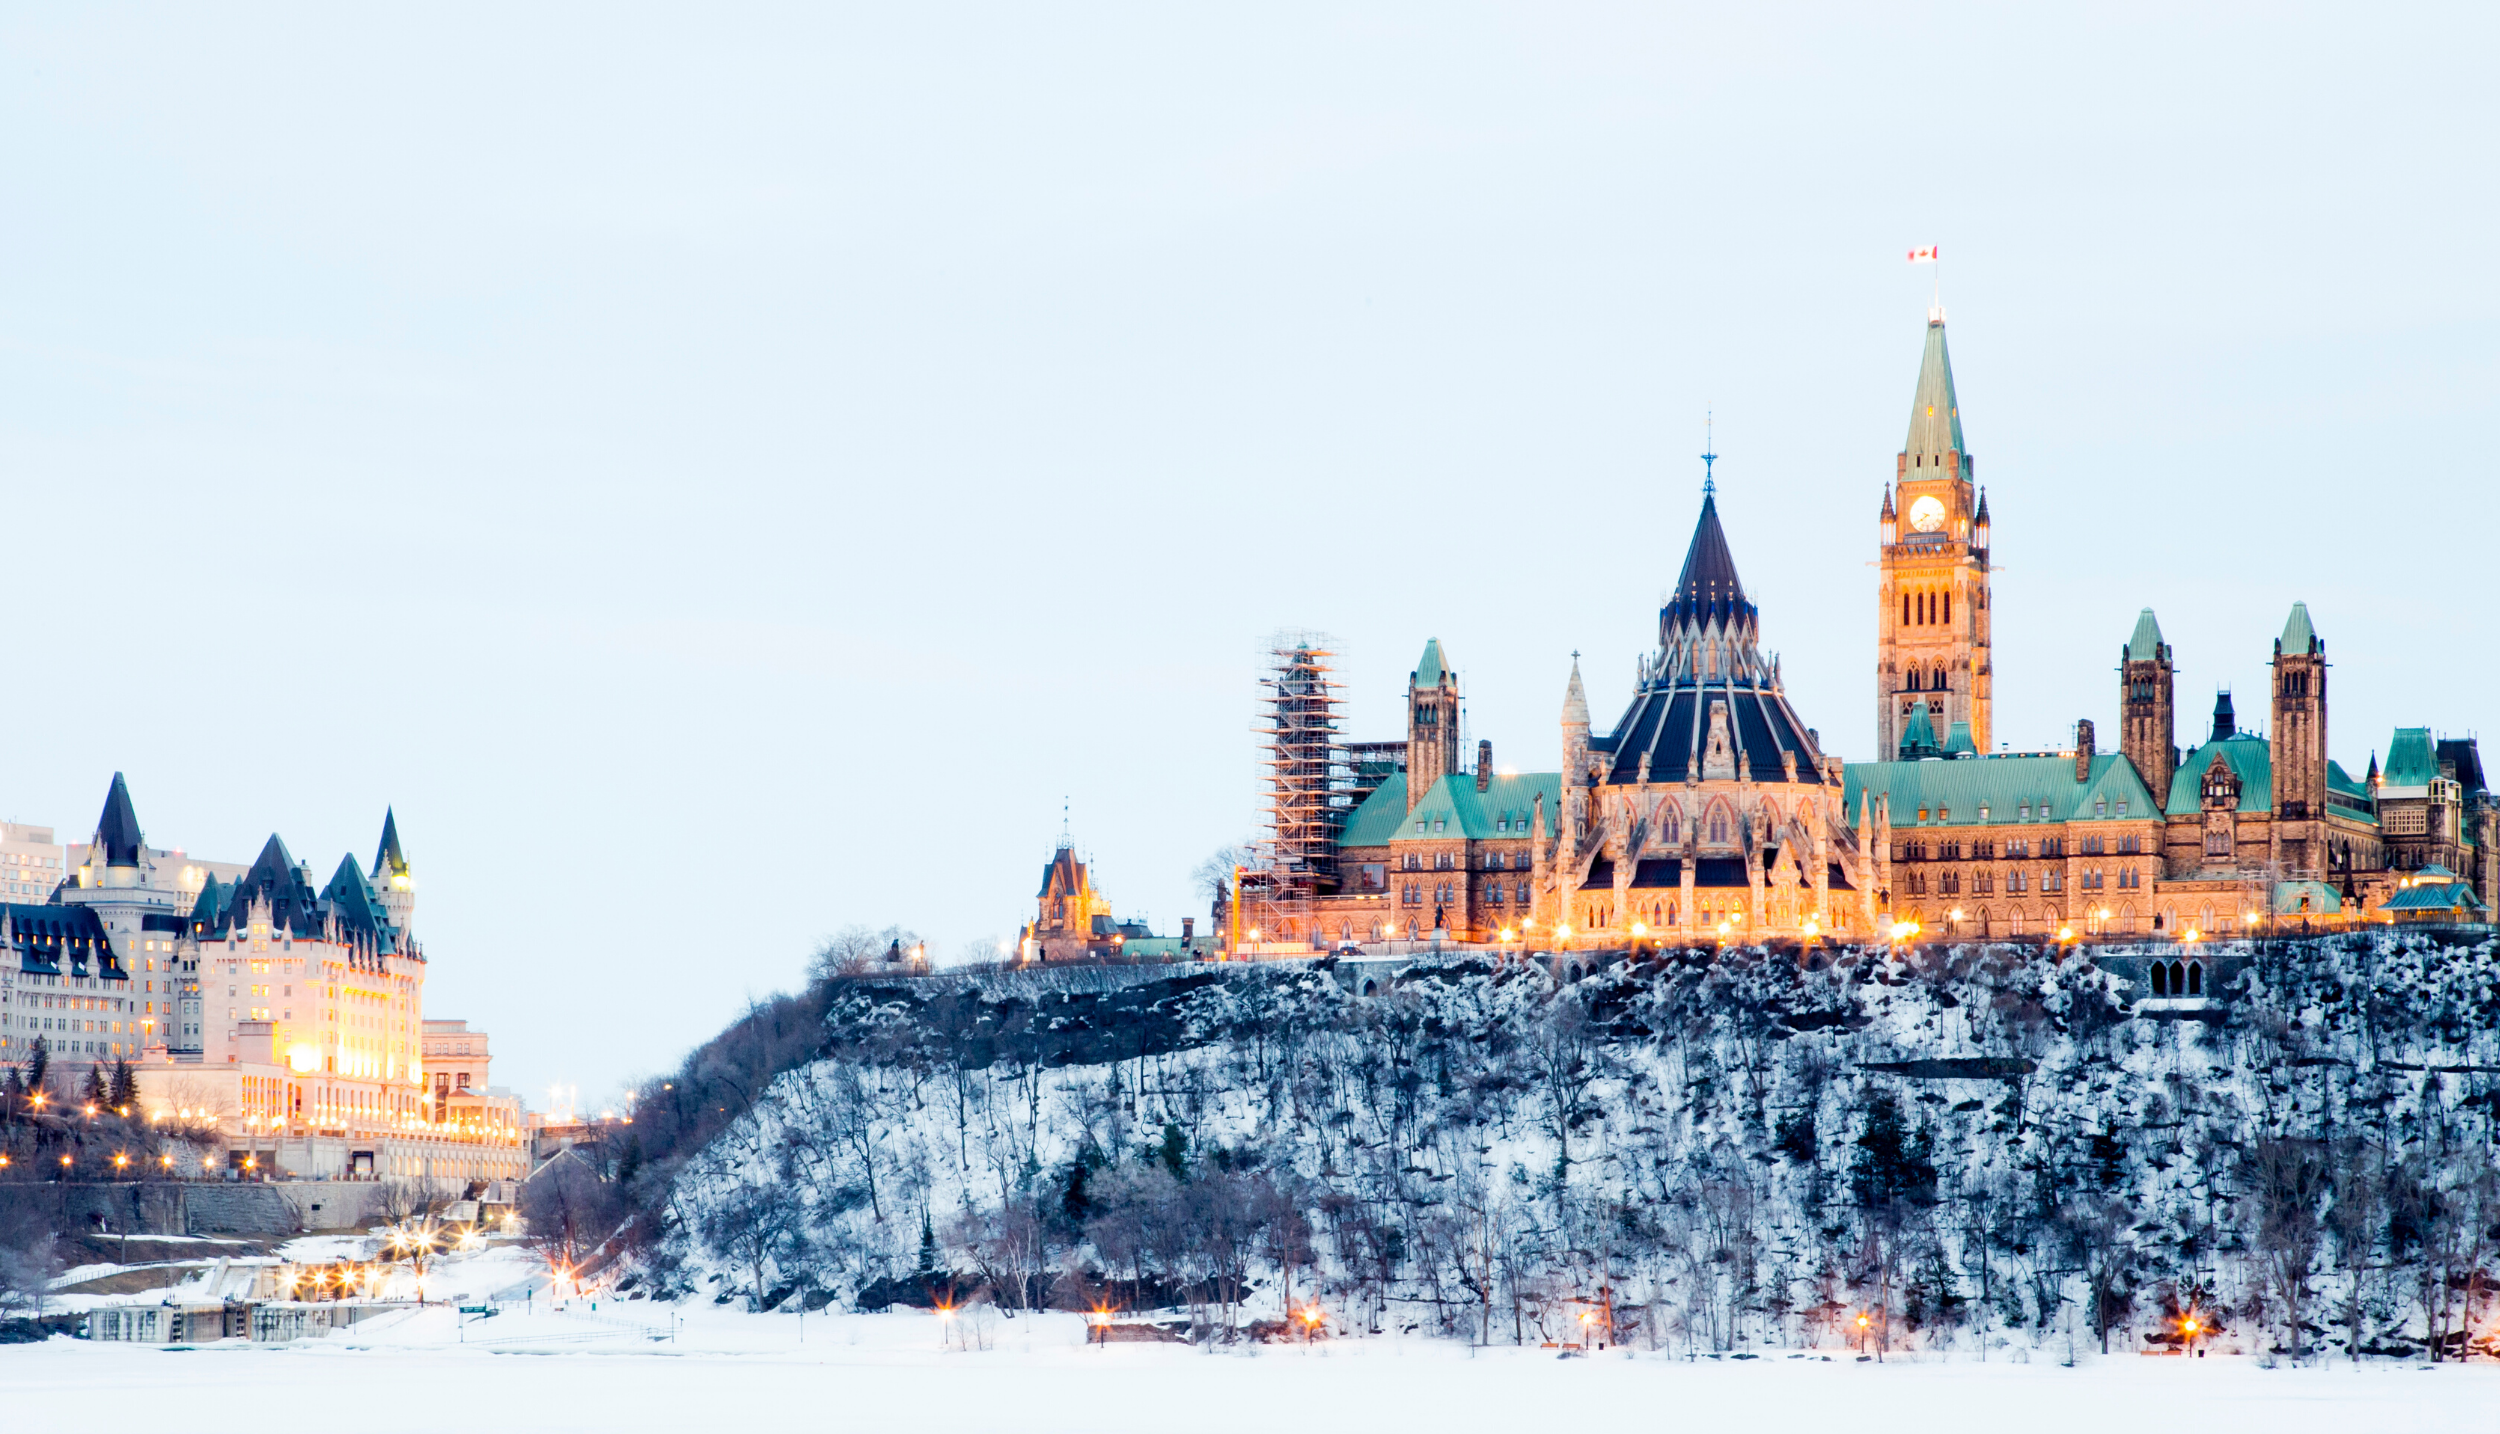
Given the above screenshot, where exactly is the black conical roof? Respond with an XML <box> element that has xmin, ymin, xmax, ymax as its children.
<box><xmin>96</xmin><ymin>772</ymin><xmax>143</xmax><ymax>868</ymax></box>
<box><xmin>375</xmin><ymin>808</ymin><xmax>409</xmax><ymax>878</ymax></box>
<box><xmin>1661</xmin><ymin>492</ymin><xmax>1755</xmax><ymax>631</ymax></box>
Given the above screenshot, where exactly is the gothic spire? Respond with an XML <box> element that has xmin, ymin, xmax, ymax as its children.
<box><xmin>94</xmin><ymin>772</ymin><xmax>143</xmax><ymax>869</ymax></box>
<box><xmin>1561</xmin><ymin>654</ymin><xmax>1589</xmax><ymax>729</ymax></box>
<box><xmin>375</xmin><ymin>807</ymin><xmax>410</xmax><ymax>880</ymax></box>
<box><xmin>1902</xmin><ymin>316</ymin><xmax>1967</xmax><ymax>464</ymax></box>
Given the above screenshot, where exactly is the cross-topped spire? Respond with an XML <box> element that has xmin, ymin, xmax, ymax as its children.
<box><xmin>1700</xmin><ymin>410</ymin><xmax>1717</xmax><ymax>494</ymax></box>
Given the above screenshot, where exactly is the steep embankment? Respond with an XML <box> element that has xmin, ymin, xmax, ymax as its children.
<box><xmin>645</xmin><ymin>935</ymin><xmax>2500</xmax><ymax>1360</ymax></box>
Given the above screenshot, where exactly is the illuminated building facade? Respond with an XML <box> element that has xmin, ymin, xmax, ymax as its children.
<box><xmin>0</xmin><ymin>772</ymin><xmax>525</xmax><ymax>1183</ymax></box>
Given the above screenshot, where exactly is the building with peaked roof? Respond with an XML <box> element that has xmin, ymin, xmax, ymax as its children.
<box><xmin>1256</xmin><ymin>485</ymin><xmax>1877</xmax><ymax>949</ymax></box>
<box><xmin>1876</xmin><ymin>311</ymin><xmax>1992</xmax><ymax>761</ymax></box>
<box><xmin>0</xmin><ymin>773</ymin><xmax>525</xmax><ymax>1185</ymax></box>
<box><xmin>1218</xmin><ymin>303</ymin><xmax>2496</xmax><ymax>954</ymax></box>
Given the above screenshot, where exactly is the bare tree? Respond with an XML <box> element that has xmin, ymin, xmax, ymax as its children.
<box><xmin>2247</xmin><ymin>1136</ymin><xmax>2328</xmax><ymax>1360</ymax></box>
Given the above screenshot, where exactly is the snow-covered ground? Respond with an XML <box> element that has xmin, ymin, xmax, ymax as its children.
<box><xmin>3</xmin><ymin>1304</ymin><xmax>2492</xmax><ymax>1434</ymax></box>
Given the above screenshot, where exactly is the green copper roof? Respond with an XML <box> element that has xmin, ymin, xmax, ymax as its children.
<box><xmin>2126</xmin><ymin>608</ymin><xmax>2165</xmax><ymax>661</ymax></box>
<box><xmin>2382</xmin><ymin>727</ymin><xmax>2439</xmax><ymax>789</ymax></box>
<box><xmin>1413</xmin><ymin>639</ymin><xmax>1449</xmax><ymax>689</ymax></box>
<box><xmin>2382</xmin><ymin>880</ymin><xmax>2486</xmax><ymax>915</ymax></box>
<box><xmin>2279</xmin><ymin>602</ymin><xmax>2318</xmax><ymax>656</ymax></box>
<box><xmin>2328</xmin><ymin>759</ymin><xmax>2368</xmax><ymax>797</ymax></box>
<box><xmin>1898</xmin><ymin>702</ymin><xmax>1940</xmax><ymax>758</ymax></box>
<box><xmin>1903</xmin><ymin>319</ymin><xmax>1966</xmax><ymax>460</ymax></box>
<box><xmin>1943</xmin><ymin>721</ymin><xmax>1977</xmax><ymax>756</ymax></box>
<box><xmin>2166</xmin><ymin>736</ymin><xmax>2273</xmax><ymax>816</ymax></box>
<box><xmin>1843</xmin><ymin>753</ymin><xmax>2157</xmax><ymax>827</ymax></box>
<box><xmin>1338</xmin><ymin>772</ymin><xmax>1562</xmax><ymax>850</ymax></box>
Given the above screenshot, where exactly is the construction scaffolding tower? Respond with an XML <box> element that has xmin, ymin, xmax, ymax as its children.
<box><xmin>1258</xmin><ymin>635</ymin><xmax>1348</xmax><ymax>910</ymax></box>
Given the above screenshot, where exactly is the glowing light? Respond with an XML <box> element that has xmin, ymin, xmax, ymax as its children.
<box><xmin>1498</xmin><ymin>928</ymin><xmax>1516</xmax><ymax>942</ymax></box>
<box><xmin>288</xmin><ymin>1043</ymin><xmax>321</xmax><ymax>1073</ymax></box>
<box><xmin>1629</xmin><ymin>922</ymin><xmax>1648</xmax><ymax>937</ymax></box>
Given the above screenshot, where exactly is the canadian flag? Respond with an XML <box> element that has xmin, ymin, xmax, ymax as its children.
<box><xmin>1907</xmin><ymin>246</ymin><xmax>1939</xmax><ymax>263</ymax></box>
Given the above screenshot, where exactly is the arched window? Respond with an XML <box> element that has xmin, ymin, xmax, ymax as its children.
<box><xmin>1340</xmin><ymin>920</ymin><xmax>1352</xmax><ymax>941</ymax></box>
<box><xmin>1663</xmin><ymin>807</ymin><xmax>1681</xmax><ymax>843</ymax></box>
<box><xmin>1906</xmin><ymin>667</ymin><xmax>1921</xmax><ymax>692</ymax></box>
<box><xmin>2152</xmin><ymin>963</ymin><xmax>2169</xmax><ymax>997</ymax></box>
<box><xmin>1933</xmin><ymin>662</ymin><xmax>1949</xmax><ymax>692</ymax></box>
<box><xmin>1943</xmin><ymin>591</ymin><xmax>1951</xmax><ymax>625</ymax></box>
<box><xmin>2187</xmin><ymin>961</ymin><xmax>2203</xmax><ymax>996</ymax></box>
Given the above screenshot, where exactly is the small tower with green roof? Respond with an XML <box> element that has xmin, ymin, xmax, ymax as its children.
<box><xmin>2120</xmin><ymin>608</ymin><xmax>2176</xmax><ymax>805</ymax></box>
<box><xmin>2270</xmin><ymin>602</ymin><xmax>2328</xmax><ymax>868</ymax></box>
<box><xmin>1405</xmin><ymin>639</ymin><xmax>1461</xmax><ymax>814</ymax></box>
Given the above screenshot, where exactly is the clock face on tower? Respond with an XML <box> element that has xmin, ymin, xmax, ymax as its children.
<box><xmin>1908</xmin><ymin>495</ymin><xmax>1947</xmax><ymax>533</ymax></box>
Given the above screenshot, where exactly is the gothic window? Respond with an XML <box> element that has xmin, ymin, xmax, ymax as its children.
<box><xmin>1932</xmin><ymin>663</ymin><xmax>1946</xmax><ymax>690</ymax></box>
<box><xmin>2204</xmin><ymin>830</ymin><xmax>2230</xmax><ymax>856</ymax></box>
<box><xmin>1663</xmin><ymin>807</ymin><xmax>1681</xmax><ymax>843</ymax></box>
<box><xmin>1516</xmin><ymin>880</ymin><xmax>1531</xmax><ymax>903</ymax></box>
<box><xmin>2187</xmin><ymin>961</ymin><xmax>2202</xmax><ymax>996</ymax></box>
<box><xmin>2044</xmin><ymin>869</ymin><xmax>2062</xmax><ymax>892</ymax></box>
<box><xmin>1435</xmin><ymin>852</ymin><xmax>1452</xmax><ymax>870</ymax></box>
<box><xmin>1943</xmin><ymin>591</ymin><xmax>1951</xmax><ymax>624</ymax></box>
<box><xmin>1708</xmin><ymin>806</ymin><xmax>1729</xmax><ymax>843</ymax></box>
<box><xmin>1941</xmin><ymin>872</ymin><xmax>1960</xmax><ymax>895</ymax></box>
<box><xmin>1976</xmin><ymin>871</ymin><xmax>1993</xmax><ymax>894</ymax></box>
<box><xmin>2119</xmin><ymin>834</ymin><xmax>2139</xmax><ymax>855</ymax></box>
<box><xmin>1906</xmin><ymin>667</ymin><xmax>1922</xmax><ymax>692</ymax></box>
<box><xmin>2151</xmin><ymin>962</ymin><xmax>2169</xmax><ymax>997</ymax></box>
<box><xmin>1901</xmin><ymin>594</ymin><xmax>1911</xmax><ymax>627</ymax></box>
<box><xmin>2007</xmin><ymin>869</ymin><xmax>2026</xmax><ymax>893</ymax></box>
<box><xmin>1487</xmin><ymin>884</ymin><xmax>1504</xmax><ymax>905</ymax></box>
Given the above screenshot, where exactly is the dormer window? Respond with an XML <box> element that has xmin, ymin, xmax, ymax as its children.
<box><xmin>2095</xmin><ymin>798</ymin><xmax>2108</xmax><ymax>817</ymax></box>
<box><xmin>1433</xmin><ymin>820</ymin><xmax>1445</xmax><ymax>833</ymax></box>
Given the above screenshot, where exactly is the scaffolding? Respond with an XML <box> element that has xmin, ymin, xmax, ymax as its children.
<box><xmin>1258</xmin><ymin>634</ymin><xmax>1348</xmax><ymax>911</ymax></box>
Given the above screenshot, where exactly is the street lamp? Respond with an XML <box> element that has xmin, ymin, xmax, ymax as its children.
<box><xmin>2179</xmin><ymin>1312</ymin><xmax>2204</xmax><ymax>1357</ymax></box>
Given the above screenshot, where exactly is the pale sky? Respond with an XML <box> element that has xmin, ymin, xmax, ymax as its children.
<box><xmin>1</xmin><ymin>7</ymin><xmax>2492</xmax><ymax>1102</ymax></box>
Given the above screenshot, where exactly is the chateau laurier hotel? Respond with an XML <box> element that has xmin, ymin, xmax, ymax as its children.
<box><xmin>1233</xmin><ymin>309</ymin><xmax>2496</xmax><ymax>951</ymax></box>
<box><xmin>0</xmin><ymin>776</ymin><xmax>526</xmax><ymax>1184</ymax></box>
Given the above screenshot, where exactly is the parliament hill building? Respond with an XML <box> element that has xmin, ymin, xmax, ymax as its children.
<box><xmin>1220</xmin><ymin>307</ymin><xmax>2494</xmax><ymax>951</ymax></box>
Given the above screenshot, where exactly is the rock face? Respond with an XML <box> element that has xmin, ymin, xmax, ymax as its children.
<box><xmin>653</xmin><ymin>934</ymin><xmax>2500</xmax><ymax>1361</ymax></box>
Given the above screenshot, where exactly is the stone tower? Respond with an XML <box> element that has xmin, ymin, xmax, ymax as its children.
<box><xmin>2270</xmin><ymin>602</ymin><xmax>2328</xmax><ymax>873</ymax></box>
<box><xmin>1559</xmin><ymin>654</ymin><xmax>1591</xmax><ymax>831</ymax></box>
<box><xmin>1875</xmin><ymin>312</ymin><xmax>1992</xmax><ymax>758</ymax></box>
<box><xmin>2119</xmin><ymin>609</ymin><xmax>2176</xmax><ymax>804</ymax></box>
<box><xmin>374</xmin><ymin>807</ymin><xmax>416</xmax><ymax>936</ymax></box>
<box><xmin>1405</xmin><ymin>639</ymin><xmax>1461</xmax><ymax>813</ymax></box>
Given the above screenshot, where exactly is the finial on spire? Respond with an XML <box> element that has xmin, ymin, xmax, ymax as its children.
<box><xmin>1700</xmin><ymin>410</ymin><xmax>1717</xmax><ymax>495</ymax></box>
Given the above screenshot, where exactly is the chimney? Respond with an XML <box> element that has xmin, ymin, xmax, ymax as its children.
<box><xmin>1182</xmin><ymin>917</ymin><xmax>1194</xmax><ymax>944</ymax></box>
<box><xmin>2074</xmin><ymin>719</ymin><xmax>2096</xmax><ymax>783</ymax></box>
<box><xmin>1476</xmin><ymin>740</ymin><xmax>1493</xmax><ymax>792</ymax></box>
